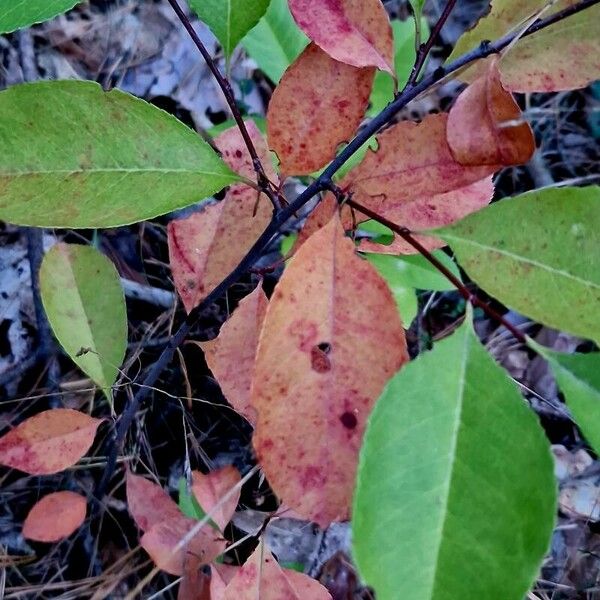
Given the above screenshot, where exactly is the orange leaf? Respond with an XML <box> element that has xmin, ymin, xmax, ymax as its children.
<box><xmin>252</xmin><ymin>216</ymin><xmax>408</xmax><ymax>526</ymax></box>
<box><xmin>447</xmin><ymin>57</ymin><xmax>534</xmax><ymax>167</ymax></box>
<box><xmin>289</xmin><ymin>0</ymin><xmax>393</xmax><ymax>74</ymax></box>
<box><xmin>191</xmin><ymin>466</ymin><xmax>242</xmax><ymax>531</ymax></box>
<box><xmin>126</xmin><ymin>471</ymin><xmax>182</xmax><ymax>532</ymax></box>
<box><xmin>22</xmin><ymin>491</ymin><xmax>87</xmax><ymax>542</ymax></box>
<box><xmin>141</xmin><ymin>514</ymin><xmax>226</xmax><ymax>576</ymax></box>
<box><xmin>294</xmin><ymin>193</ymin><xmax>339</xmax><ymax>253</ymax></box>
<box><xmin>220</xmin><ymin>541</ymin><xmax>331</xmax><ymax>599</ymax></box>
<box><xmin>168</xmin><ymin>121</ymin><xmax>274</xmax><ymax>313</ymax></box>
<box><xmin>0</xmin><ymin>408</ymin><xmax>103</xmax><ymax>475</ymax></box>
<box><xmin>267</xmin><ymin>43</ymin><xmax>374</xmax><ymax>176</ymax></box>
<box><xmin>201</xmin><ymin>284</ymin><xmax>268</xmax><ymax>426</ymax></box>
<box><xmin>357</xmin><ymin>177</ymin><xmax>495</xmax><ymax>255</ymax></box>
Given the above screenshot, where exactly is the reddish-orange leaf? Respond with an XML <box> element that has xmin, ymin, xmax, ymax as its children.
<box><xmin>191</xmin><ymin>466</ymin><xmax>241</xmax><ymax>531</ymax></box>
<box><xmin>221</xmin><ymin>542</ymin><xmax>331</xmax><ymax>599</ymax></box>
<box><xmin>168</xmin><ymin>121</ymin><xmax>274</xmax><ymax>313</ymax></box>
<box><xmin>341</xmin><ymin>113</ymin><xmax>498</xmax><ymax>222</ymax></box>
<box><xmin>447</xmin><ymin>57</ymin><xmax>534</xmax><ymax>167</ymax></box>
<box><xmin>141</xmin><ymin>514</ymin><xmax>226</xmax><ymax>576</ymax></box>
<box><xmin>293</xmin><ymin>193</ymin><xmax>339</xmax><ymax>252</ymax></box>
<box><xmin>0</xmin><ymin>408</ymin><xmax>103</xmax><ymax>475</ymax></box>
<box><xmin>201</xmin><ymin>284</ymin><xmax>268</xmax><ymax>426</ymax></box>
<box><xmin>288</xmin><ymin>0</ymin><xmax>393</xmax><ymax>74</ymax></box>
<box><xmin>357</xmin><ymin>177</ymin><xmax>495</xmax><ymax>255</ymax></box>
<box><xmin>210</xmin><ymin>563</ymin><xmax>238</xmax><ymax>599</ymax></box>
<box><xmin>22</xmin><ymin>491</ymin><xmax>87</xmax><ymax>542</ymax></box>
<box><xmin>177</xmin><ymin>555</ymin><xmax>212</xmax><ymax>600</ymax></box>
<box><xmin>252</xmin><ymin>216</ymin><xmax>408</xmax><ymax>526</ymax></box>
<box><xmin>267</xmin><ymin>43</ymin><xmax>374</xmax><ymax>176</ymax></box>
<box><xmin>126</xmin><ymin>471</ymin><xmax>182</xmax><ymax>532</ymax></box>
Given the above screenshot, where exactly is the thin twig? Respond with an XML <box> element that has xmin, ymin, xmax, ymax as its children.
<box><xmin>94</xmin><ymin>0</ymin><xmax>598</xmax><ymax>500</ymax></box>
<box><xmin>165</xmin><ymin>0</ymin><xmax>281</xmax><ymax>209</ymax></box>
<box><xmin>344</xmin><ymin>197</ymin><xmax>527</xmax><ymax>343</ymax></box>
<box><xmin>407</xmin><ymin>0</ymin><xmax>459</xmax><ymax>86</ymax></box>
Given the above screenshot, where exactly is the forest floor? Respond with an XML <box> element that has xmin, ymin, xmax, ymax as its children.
<box><xmin>0</xmin><ymin>0</ymin><xmax>599</xmax><ymax>598</ymax></box>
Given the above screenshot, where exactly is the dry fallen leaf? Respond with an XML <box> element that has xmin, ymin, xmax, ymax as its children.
<box><xmin>0</xmin><ymin>408</ymin><xmax>103</xmax><ymax>475</ymax></box>
<box><xmin>168</xmin><ymin>121</ymin><xmax>274</xmax><ymax>313</ymax></box>
<box><xmin>447</xmin><ymin>57</ymin><xmax>534</xmax><ymax>166</ymax></box>
<box><xmin>191</xmin><ymin>466</ymin><xmax>242</xmax><ymax>531</ymax></box>
<box><xmin>288</xmin><ymin>0</ymin><xmax>393</xmax><ymax>74</ymax></box>
<box><xmin>201</xmin><ymin>284</ymin><xmax>268</xmax><ymax>426</ymax></box>
<box><xmin>126</xmin><ymin>471</ymin><xmax>182</xmax><ymax>532</ymax></box>
<box><xmin>22</xmin><ymin>491</ymin><xmax>87</xmax><ymax>542</ymax></box>
<box><xmin>267</xmin><ymin>43</ymin><xmax>374</xmax><ymax>176</ymax></box>
<box><xmin>141</xmin><ymin>514</ymin><xmax>226</xmax><ymax>576</ymax></box>
<box><xmin>220</xmin><ymin>541</ymin><xmax>332</xmax><ymax>599</ymax></box>
<box><xmin>252</xmin><ymin>216</ymin><xmax>408</xmax><ymax>526</ymax></box>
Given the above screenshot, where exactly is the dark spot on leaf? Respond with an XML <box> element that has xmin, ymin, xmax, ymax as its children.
<box><xmin>317</xmin><ymin>342</ymin><xmax>331</xmax><ymax>354</ymax></box>
<box><xmin>339</xmin><ymin>412</ymin><xmax>357</xmax><ymax>430</ymax></box>
<box><xmin>311</xmin><ymin>345</ymin><xmax>331</xmax><ymax>373</ymax></box>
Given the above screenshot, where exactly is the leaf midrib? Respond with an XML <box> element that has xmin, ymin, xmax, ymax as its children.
<box><xmin>441</xmin><ymin>233</ymin><xmax>600</xmax><ymax>291</ymax></box>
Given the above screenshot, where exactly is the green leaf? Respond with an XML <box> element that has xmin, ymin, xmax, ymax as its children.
<box><xmin>0</xmin><ymin>0</ymin><xmax>80</xmax><ymax>33</ymax></box>
<box><xmin>436</xmin><ymin>186</ymin><xmax>600</xmax><ymax>345</ymax></box>
<box><xmin>40</xmin><ymin>243</ymin><xmax>127</xmax><ymax>399</ymax></box>
<box><xmin>0</xmin><ymin>80</ymin><xmax>240</xmax><ymax>228</ymax></box>
<box><xmin>189</xmin><ymin>0</ymin><xmax>270</xmax><ymax>59</ymax></box>
<box><xmin>353</xmin><ymin>321</ymin><xmax>556</xmax><ymax>600</ymax></box>
<box><xmin>368</xmin><ymin>18</ymin><xmax>429</xmax><ymax>116</ymax></box>
<box><xmin>178</xmin><ymin>477</ymin><xmax>207</xmax><ymax>520</ymax></box>
<box><xmin>365</xmin><ymin>252</ymin><xmax>460</xmax><ymax>292</ymax></box>
<box><xmin>241</xmin><ymin>0</ymin><xmax>308</xmax><ymax>83</ymax></box>
<box><xmin>532</xmin><ymin>342</ymin><xmax>600</xmax><ymax>454</ymax></box>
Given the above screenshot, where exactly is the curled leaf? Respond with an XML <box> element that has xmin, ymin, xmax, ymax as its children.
<box><xmin>202</xmin><ymin>284</ymin><xmax>268</xmax><ymax>425</ymax></box>
<box><xmin>0</xmin><ymin>409</ymin><xmax>103</xmax><ymax>475</ymax></box>
<box><xmin>168</xmin><ymin>122</ymin><xmax>273</xmax><ymax>313</ymax></box>
<box><xmin>447</xmin><ymin>57</ymin><xmax>534</xmax><ymax>166</ymax></box>
<box><xmin>267</xmin><ymin>43</ymin><xmax>374</xmax><ymax>176</ymax></box>
<box><xmin>288</xmin><ymin>0</ymin><xmax>393</xmax><ymax>73</ymax></box>
<box><xmin>23</xmin><ymin>491</ymin><xmax>87</xmax><ymax>542</ymax></box>
<box><xmin>252</xmin><ymin>216</ymin><xmax>408</xmax><ymax>526</ymax></box>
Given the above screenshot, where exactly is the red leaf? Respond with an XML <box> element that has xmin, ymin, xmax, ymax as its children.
<box><xmin>267</xmin><ymin>43</ymin><xmax>374</xmax><ymax>176</ymax></box>
<box><xmin>177</xmin><ymin>555</ymin><xmax>212</xmax><ymax>600</ymax></box>
<box><xmin>191</xmin><ymin>466</ymin><xmax>242</xmax><ymax>531</ymax></box>
<box><xmin>447</xmin><ymin>57</ymin><xmax>534</xmax><ymax>166</ymax></box>
<box><xmin>141</xmin><ymin>514</ymin><xmax>226</xmax><ymax>576</ymax></box>
<box><xmin>357</xmin><ymin>177</ymin><xmax>495</xmax><ymax>255</ymax></box>
<box><xmin>22</xmin><ymin>491</ymin><xmax>87</xmax><ymax>542</ymax></box>
<box><xmin>201</xmin><ymin>284</ymin><xmax>268</xmax><ymax>426</ymax></box>
<box><xmin>289</xmin><ymin>0</ymin><xmax>393</xmax><ymax>74</ymax></box>
<box><xmin>338</xmin><ymin>113</ymin><xmax>498</xmax><ymax>251</ymax></box>
<box><xmin>220</xmin><ymin>542</ymin><xmax>331</xmax><ymax>599</ymax></box>
<box><xmin>126</xmin><ymin>471</ymin><xmax>182</xmax><ymax>532</ymax></box>
<box><xmin>168</xmin><ymin>122</ymin><xmax>274</xmax><ymax>313</ymax></box>
<box><xmin>0</xmin><ymin>408</ymin><xmax>103</xmax><ymax>475</ymax></box>
<box><xmin>252</xmin><ymin>216</ymin><xmax>408</xmax><ymax>526</ymax></box>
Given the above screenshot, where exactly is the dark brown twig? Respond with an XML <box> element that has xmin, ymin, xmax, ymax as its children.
<box><xmin>344</xmin><ymin>197</ymin><xmax>527</xmax><ymax>343</ymax></box>
<box><xmin>407</xmin><ymin>0</ymin><xmax>459</xmax><ymax>86</ymax></box>
<box><xmin>94</xmin><ymin>0</ymin><xmax>597</xmax><ymax>500</ymax></box>
<box><xmin>165</xmin><ymin>0</ymin><xmax>281</xmax><ymax>209</ymax></box>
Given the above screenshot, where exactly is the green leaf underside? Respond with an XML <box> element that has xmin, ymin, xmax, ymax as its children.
<box><xmin>533</xmin><ymin>342</ymin><xmax>600</xmax><ymax>455</ymax></box>
<box><xmin>353</xmin><ymin>322</ymin><xmax>556</xmax><ymax>600</ymax></box>
<box><xmin>189</xmin><ymin>0</ymin><xmax>270</xmax><ymax>58</ymax></box>
<box><xmin>241</xmin><ymin>0</ymin><xmax>308</xmax><ymax>83</ymax></box>
<box><xmin>436</xmin><ymin>186</ymin><xmax>600</xmax><ymax>345</ymax></box>
<box><xmin>0</xmin><ymin>0</ymin><xmax>80</xmax><ymax>33</ymax></box>
<box><xmin>40</xmin><ymin>244</ymin><xmax>127</xmax><ymax>398</ymax></box>
<box><xmin>0</xmin><ymin>80</ymin><xmax>239</xmax><ymax>228</ymax></box>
